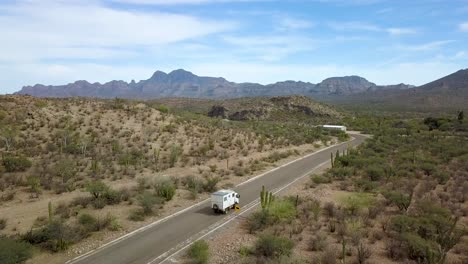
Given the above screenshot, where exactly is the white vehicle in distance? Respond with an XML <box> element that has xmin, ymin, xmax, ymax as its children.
<box><xmin>211</xmin><ymin>189</ymin><xmax>240</xmax><ymax>214</ymax></box>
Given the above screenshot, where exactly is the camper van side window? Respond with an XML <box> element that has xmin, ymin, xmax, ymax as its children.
<box><xmin>224</xmin><ymin>197</ymin><xmax>227</xmax><ymax>201</ymax></box>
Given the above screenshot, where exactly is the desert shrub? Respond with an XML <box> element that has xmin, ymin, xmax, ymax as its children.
<box><xmin>54</xmin><ymin>202</ymin><xmax>71</xmax><ymax>219</ymax></box>
<box><xmin>78</xmin><ymin>213</ymin><xmax>113</xmax><ymax>232</ymax></box>
<box><xmin>203</xmin><ymin>177</ymin><xmax>220</xmax><ymax>192</ymax></box>
<box><xmin>269</xmin><ymin>199</ymin><xmax>296</xmax><ymax>222</ymax></box>
<box><xmin>247</xmin><ymin>210</ymin><xmax>273</xmax><ymax>234</ymax></box>
<box><xmin>329</xmin><ymin>167</ymin><xmax>354</xmax><ymax>179</ymax></box>
<box><xmin>340</xmin><ymin>193</ymin><xmax>375</xmax><ymax>216</ymax></box>
<box><xmin>0</xmin><ymin>236</ymin><xmax>33</xmax><ymax>264</ymax></box>
<box><xmin>169</xmin><ymin>144</ymin><xmax>182</xmax><ymax>167</ymax></box>
<box><xmin>0</xmin><ymin>218</ymin><xmax>6</xmax><ymax>230</ymax></box>
<box><xmin>71</xmin><ymin>196</ymin><xmax>93</xmax><ymax>208</ymax></box>
<box><xmin>383</xmin><ymin>191</ymin><xmax>411</xmax><ymax>212</ymax></box>
<box><xmin>353</xmin><ymin>178</ymin><xmax>377</xmax><ymax>192</ymax></box>
<box><xmin>323</xmin><ymin>202</ymin><xmax>336</xmax><ymax>219</ymax></box>
<box><xmin>2</xmin><ymin>156</ymin><xmax>32</xmax><ymax>172</ymax></box>
<box><xmin>321</xmin><ymin>246</ymin><xmax>337</xmax><ymax>264</ymax></box>
<box><xmin>128</xmin><ymin>209</ymin><xmax>145</xmax><ymax>221</ymax></box>
<box><xmin>138</xmin><ymin>191</ymin><xmax>162</xmax><ymax>215</ymax></box>
<box><xmin>366</xmin><ymin>165</ymin><xmax>385</xmax><ymax>181</ymax></box>
<box><xmin>78</xmin><ymin>213</ymin><xmax>98</xmax><ymax>232</ymax></box>
<box><xmin>92</xmin><ymin>197</ymin><xmax>107</xmax><ymax>209</ymax></box>
<box><xmin>309</xmin><ymin>233</ymin><xmax>326</xmax><ymax>251</ymax></box>
<box><xmin>103</xmin><ymin>188</ymin><xmax>123</xmax><ymax>205</ymax></box>
<box><xmin>233</xmin><ymin>165</ymin><xmax>249</xmax><ymax>176</ymax></box>
<box><xmin>254</xmin><ymin>234</ymin><xmax>293</xmax><ymax>258</ymax></box>
<box><xmin>184</xmin><ymin>175</ymin><xmax>203</xmax><ymax>197</ymax></box>
<box><xmin>22</xmin><ymin>220</ymin><xmax>86</xmax><ymax>252</ymax></box>
<box><xmin>356</xmin><ymin>242</ymin><xmax>371</xmax><ymax>264</ymax></box>
<box><xmin>310</xmin><ymin>174</ymin><xmax>331</xmax><ymax>184</ymax></box>
<box><xmin>153</xmin><ymin>177</ymin><xmax>176</xmax><ymax>201</ymax></box>
<box><xmin>86</xmin><ymin>180</ymin><xmax>110</xmax><ymax>199</ymax></box>
<box><xmin>187</xmin><ymin>240</ymin><xmax>209</xmax><ymax>264</ymax></box>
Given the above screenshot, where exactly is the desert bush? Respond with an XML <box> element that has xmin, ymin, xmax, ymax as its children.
<box><xmin>310</xmin><ymin>174</ymin><xmax>331</xmax><ymax>185</ymax></box>
<box><xmin>153</xmin><ymin>177</ymin><xmax>176</xmax><ymax>201</ymax></box>
<box><xmin>356</xmin><ymin>242</ymin><xmax>371</xmax><ymax>264</ymax></box>
<box><xmin>383</xmin><ymin>191</ymin><xmax>411</xmax><ymax>212</ymax></box>
<box><xmin>203</xmin><ymin>177</ymin><xmax>220</xmax><ymax>192</ymax></box>
<box><xmin>54</xmin><ymin>202</ymin><xmax>71</xmax><ymax>219</ymax></box>
<box><xmin>247</xmin><ymin>210</ymin><xmax>273</xmax><ymax>234</ymax></box>
<box><xmin>187</xmin><ymin>240</ymin><xmax>209</xmax><ymax>264</ymax></box>
<box><xmin>86</xmin><ymin>180</ymin><xmax>110</xmax><ymax>199</ymax></box>
<box><xmin>323</xmin><ymin>202</ymin><xmax>336</xmax><ymax>219</ymax></box>
<box><xmin>22</xmin><ymin>220</ymin><xmax>86</xmax><ymax>252</ymax></box>
<box><xmin>71</xmin><ymin>196</ymin><xmax>93</xmax><ymax>208</ymax></box>
<box><xmin>309</xmin><ymin>233</ymin><xmax>326</xmax><ymax>251</ymax></box>
<box><xmin>254</xmin><ymin>234</ymin><xmax>293</xmax><ymax>258</ymax></box>
<box><xmin>0</xmin><ymin>218</ymin><xmax>6</xmax><ymax>230</ymax></box>
<box><xmin>321</xmin><ymin>246</ymin><xmax>337</xmax><ymax>264</ymax></box>
<box><xmin>128</xmin><ymin>209</ymin><xmax>145</xmax><ymax>221</ymax></box>
<box><xmin>269</xmin><ymin>199</ymin><xmax>296</xmax><ymax>222</ymax></box>
<box><xmin>138</xmin><ymin>191</ymin><xmax>162</xmax><ymax>215</ymax></box>
<box><xmin>2</xmin><ymin>156</ymin><xmax>32</xmax><ymax>172</ymax></box>
<box><xmin>78</xmin><ymin>213</ymin><xmax>113</xmax><ymax>232</ymax></box>
<box><xmin>0</xmin><ymin>236</ymin><xmax>33</xmax><ymax>264</ymax></box>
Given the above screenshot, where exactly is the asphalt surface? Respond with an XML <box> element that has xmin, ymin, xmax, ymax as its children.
<box><xmin>68</xmin><ymin>134</ymin><xmax>367</xmax><ymax>264</ymax></box>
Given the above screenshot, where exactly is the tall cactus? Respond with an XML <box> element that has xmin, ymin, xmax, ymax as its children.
<box><xmin>330</xmin><ymin>152</ymin><xmax>334</xmax><ymax>168</ymax></box>
<box><xmin>48</xmin><ymin>201</ymin><xmax>53</xmax><ymax>223</ymax></box>
<box><xmin>260</xmin><ymin>185</ymin><xmax>274</xmax><ymax>210</ymax></box>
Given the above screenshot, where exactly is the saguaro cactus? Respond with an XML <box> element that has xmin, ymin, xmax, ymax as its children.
<box><xmin>330</xmin><ymin>152</ymin><xmax>334</xmax><ymax>168</ymax></box>
<box><xmin>260</xmin><ymin>185</ymin><xmax>274</xmax><ymax>210</ymax></box>
<box><xmin>48</xmin><ymin>201</ymin><xmax>53</xmax><ymax>223</ymax></box>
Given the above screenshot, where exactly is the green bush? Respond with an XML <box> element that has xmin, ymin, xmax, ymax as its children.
<box><xmin>247</xmin><ymin>210</ymin><xmax>273</xmax><ymax>234</ymax></box>
<box><xmin>366</xmin><ymin>165</ymin><xmax>385</xmax><ymax>181</ymax></box>
<box><xmin>128</xmin><ymin>209</ymin><xmax>145</xmax><ymax>221</ymax></box>
<box><xmin>254</xmin><ymin>234</ymin><xmax>294</xmax><ymax>258</ymax></box>
<box><xmin>22</xmin><ymin>220</ymin><xmax>86</xmax><ymax>252</ymax></box>
<box><xmin>86</xmin><ymin>181</ymin><xmax>110</xmax><ymax>199</ymax></box>
<box><xmin>138</xmin><ymin>192</ymin><xmax>161</xmax><ymax>215</ymax></box>
<box><xmin>383</xmin><ymin>191</ymin><xmax>411</xmax><ymax>212</ymax></box>
<box><xmin>2</xmin><ymin>156</ymin><xmax>32</xmax><ymax>172</ymax></box>
<box><xmin>154</xmin><ymin>177</ymin><xmax>176</xmax><ymax>201</ymax></box>
<box><xmin>311</xmin><ymin>174</ymin><xmax>331</xmax><ymax>184</ymax></box>
<box><xmin>269</xmin><ymin>199</ymin><xmax>296</xmax><ymax>222</ymax></box>
<box><xmin>0</xmin><ymin>236</ymin><xmax>33</xmax><ymax>264</ymax></box>
<box><xmin>203</xmin><ymin>177</ymin><xmax>220</xmax><ymax>192</ymax></box>
<box><xmin>187</xmin><ymin>240</ymin><xmax>209</xmax><ymax>264</ymax></box>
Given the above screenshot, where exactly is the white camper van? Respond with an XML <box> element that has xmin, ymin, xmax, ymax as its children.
<box><xmin>211</xmin><ymin>189</ymin><xmax>240</xmax><ymax>214</ymax></box>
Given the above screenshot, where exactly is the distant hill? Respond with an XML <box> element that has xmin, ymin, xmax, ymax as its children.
<box><xmin>15</xmin><ymin>69</ymin><xmax>412</xmax><ymax>99</ymax></box>
<box><xmin>206</xmin><ymin>95</ymin><xmax>342</xmax><ymax>121</ymax></box>
<box><xmin>330</xmin><ymin>69</ymin><xmax>468</xmax><ymax>111</ymax></box>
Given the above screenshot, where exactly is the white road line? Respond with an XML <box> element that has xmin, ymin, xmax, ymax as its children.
<box><xmin>66</xmin><ymin>138</ymin><xmax>355</xmax><ymax>264</ymax></box>
<box><xmin>154</xmin><ymin>159</ymin><xmax>331</xmax><ymax>264</ymax></box>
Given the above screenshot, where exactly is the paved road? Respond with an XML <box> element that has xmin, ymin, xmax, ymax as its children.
<box><xmin>68</xmin><ymin>134</ymin><xmax>367</xmax><ymax>264</ymax></box>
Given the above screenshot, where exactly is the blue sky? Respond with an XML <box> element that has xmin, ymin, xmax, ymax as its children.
<box><xmin>1</xmin><ymin>0</ymin><xmax>468</xmax><ymax>93</ymax></box>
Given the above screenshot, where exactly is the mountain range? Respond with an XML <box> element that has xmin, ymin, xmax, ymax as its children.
<box><xmin>331</xmin><ymin>69</ymin><xmax>468</xmax><ymax>111</ymax></box>
<box><xmin>16</xmin><ymin>69</ymin><xmax>413</xmax><ymax>99</ymax></box>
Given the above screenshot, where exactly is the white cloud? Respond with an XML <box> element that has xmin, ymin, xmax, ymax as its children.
<box><xmin>222</xmin><ymin>35</ymin><xmax>318</xmax><ymax>61</ymax></box>
<box><xmin>395</xmin><ymin>40</ymin><xmax>454</xmax><ymax>51</ymax></box>
<box><xmin>328</xmin><ymin>21</ymin><xmax>380</xmax><ymax>31</ymax></box>
<box><xmin>277</xmin><ymin>17</ymin><xmax>314</xmax><ymax>31</ymax></box>
<box><xmin>108</xmin><ymin>0</ymin><xmax>267</xmax><ymax>4</ymax></box>
<box><xmin>329</xmin><ymin>21</ymin><xmax>417</xmax><ymax>36</ymax></box>
<box><xmin>386</xmin><ymin>27</ymin><xmax>417</xmax><ymax>36</ymax></box>
<box><xmin>188</xmin><ymin>60</ymin><xmax>461</xmax><ymax>86</ymax></box>
<box><xmin>0</xmin><ymin>0</ymin><xmax>235</xmax><ymax>62</ymax></box>
<box><xmin>459</xmin><ymin>22</ymin><xmax>468</xmax><ymax>31</ymax></box>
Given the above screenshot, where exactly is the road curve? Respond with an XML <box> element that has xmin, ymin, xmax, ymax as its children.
<box><xmin>68</xmin><ymin>134</ymin><xmax>368</xmax><ymax>264</ymax></box>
